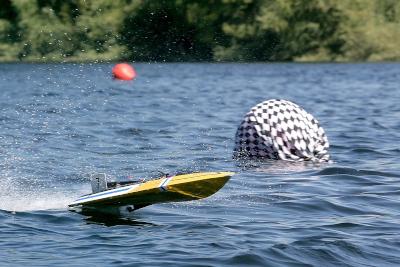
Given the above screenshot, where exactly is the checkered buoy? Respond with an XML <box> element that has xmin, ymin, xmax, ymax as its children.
<box><xmin>234</xmin><ymin>99</ymin><xmax>330</xmax><ymax>162</ymax></box>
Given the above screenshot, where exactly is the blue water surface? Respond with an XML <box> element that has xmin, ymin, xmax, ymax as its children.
<box><xmin>0</xmin><ymin>63</ymin><xmax>399</xmax><ymax>266</ymax></box>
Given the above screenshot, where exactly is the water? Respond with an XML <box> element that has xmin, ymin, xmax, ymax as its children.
<box><xmin>0</xmin><ymin>63</ymin><xmax>399</xmax><ymax>266</ymax></box>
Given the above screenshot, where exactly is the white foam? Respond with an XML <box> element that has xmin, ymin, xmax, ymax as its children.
<box><xmin>0</xmin><ymin>192</ymin><xmax>77</xmax><ymax>212</ymax></box>
<box><xmin>0</xmin><ymin>175</ymin><xmax>87</xmax><ymax>212</ymax></box>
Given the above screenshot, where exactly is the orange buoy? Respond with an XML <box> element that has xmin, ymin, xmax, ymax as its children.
<box><xmin>112</xmin><ymin>63</ymin><xmax>136</xmax><ymax>80</ymax></box>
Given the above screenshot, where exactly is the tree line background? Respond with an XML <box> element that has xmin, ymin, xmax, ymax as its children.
<box><xmin>0</xmin><ymin>0</ymin><xmax>399</xmax><ymax>62</ymax></box>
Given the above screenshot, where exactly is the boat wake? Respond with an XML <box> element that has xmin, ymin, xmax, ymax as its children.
<box><xmin>0</xmin><ymin>175</ymin><xmax>85</xmax><ymax>212</ymax></box>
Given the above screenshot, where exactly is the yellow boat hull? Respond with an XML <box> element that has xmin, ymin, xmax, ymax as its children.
<box><xmin>69</xmin><ymin>172</ymin><xmax>233</xmax><ymax>210</ymax></box>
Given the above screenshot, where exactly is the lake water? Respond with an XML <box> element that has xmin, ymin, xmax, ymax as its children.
<box><xmin>0</xmin><ymin>63</ymin><xmax>399</xmax><ymax>266</ymax></box>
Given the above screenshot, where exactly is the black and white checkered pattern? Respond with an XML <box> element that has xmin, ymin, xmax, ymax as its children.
<box><xmin>234</xmin><ymin>99</ymin><xmax>330</xmax><ymax>162</ymax></box>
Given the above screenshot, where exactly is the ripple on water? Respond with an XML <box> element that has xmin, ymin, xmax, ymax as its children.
<box><xmin>1</xmin><ymin>63</ymin><xmax>400</xmax><ymax>266</ymax></box>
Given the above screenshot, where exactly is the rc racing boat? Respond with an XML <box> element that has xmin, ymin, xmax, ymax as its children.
<box><xmin>69</xmin><ymin>172</ymin><xmax>234</xmax><ymax>214</ymax></box>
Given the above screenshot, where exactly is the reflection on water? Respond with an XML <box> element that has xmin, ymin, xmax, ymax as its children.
<box><xmin>235</xmin><ymin>158</ymin><xmax>328</xmax><ymax>173</ymax></box>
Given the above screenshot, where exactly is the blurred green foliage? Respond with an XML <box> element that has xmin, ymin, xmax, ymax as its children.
<box><xmin>0</xmin><ymin>0</ymin><xmax>399</xmax><ymax>62</ymax></box>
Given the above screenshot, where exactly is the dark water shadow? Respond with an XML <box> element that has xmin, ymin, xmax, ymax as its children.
<box><xmin>69</xmin><ymin>208</ymin><xmax>157</xmax><ymax>227</ymax></box>
<box><xmin>84</xmin><ymin>214</ymin><xmax>156</xmax><ymax>227</ymax></box>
